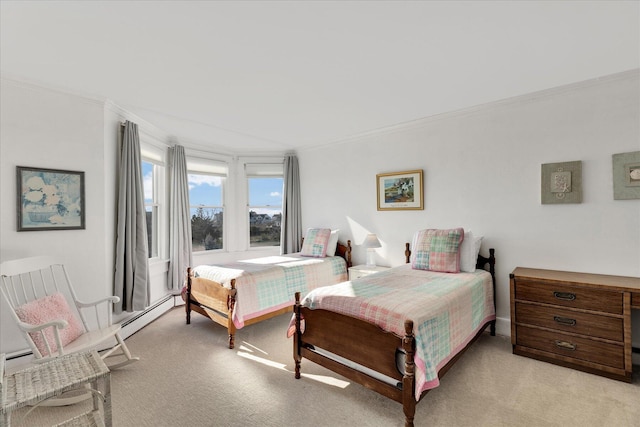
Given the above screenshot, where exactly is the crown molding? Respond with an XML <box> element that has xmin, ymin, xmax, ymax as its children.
<box><xmin>1</xmin><ymin>74</ymin><xmax>106</xmax><ymax>107</ymax></box>
<box><xmin>301</xmin><ymin>68</ymin><xmax>640</xmax><ymax>153</ymax></box>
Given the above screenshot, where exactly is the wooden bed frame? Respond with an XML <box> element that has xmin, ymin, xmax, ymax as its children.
<box><xmin>293</xmin><ymin>245</ymin><xmax>496</xmax><ymax>427</ymax></box>
<box><xmin>185</xmin><ymin>240</ymin><xmax>352</xmax><ymax>349</ymax></box>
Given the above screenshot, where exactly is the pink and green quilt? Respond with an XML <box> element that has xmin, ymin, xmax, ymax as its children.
<box><xmin>193</xmin><ymin>254</ymin><xmax>348</xmax><ymax>328</ymax></box>
<box><xmin>295</xmin><ymin>264</ymin><xmax>495</xmax><ymax>399</ymax></box>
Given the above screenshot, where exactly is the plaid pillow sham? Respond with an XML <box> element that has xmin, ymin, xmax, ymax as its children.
<box><xmin>300</xmin><ymin>228</ymin><xmax>332</xmax><ymax>258</ymax></box>
<box><xmin>411</xmin><ymin>228</ymin><xmax>464</xmax><ymax>273</ymax></box>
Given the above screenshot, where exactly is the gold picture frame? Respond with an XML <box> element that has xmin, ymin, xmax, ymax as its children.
<box><xmin>376</xmin><ymin>169</ymin><xmax>424</xmax><ymax>211</ymax></box>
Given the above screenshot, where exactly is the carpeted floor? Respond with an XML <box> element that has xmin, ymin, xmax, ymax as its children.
<box><xmin>10</xmin><ymin>307</ymin><xmax>640</xmax><ymax>426</ymax></box>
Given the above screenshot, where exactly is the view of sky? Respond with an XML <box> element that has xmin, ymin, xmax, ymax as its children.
<box><xmin>142</xmin><ymin>162</ymin><xmax>283</xmax><ymax>216</ymax></box>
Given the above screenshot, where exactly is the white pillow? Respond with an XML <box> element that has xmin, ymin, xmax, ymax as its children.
<box><xmin>325</xmin><ymin>229</ymin><xmax>340</xmax><ymax>257</ymax></box>
<box><xmin>459</xmin><ymin>231</ymin><xmax>483</xmax><ymax>272</ymax></box>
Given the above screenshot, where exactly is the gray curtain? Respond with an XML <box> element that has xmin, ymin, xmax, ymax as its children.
<box><xmin>280</xmin><ymin>154</ymin><xmax>302</xmax><ymax>254</ymax></box>
<box><xmin>168</xmin><ymin>145</ymin><xmax>193</xmax><ymax>292</ymax></box>
<box><xmin>114</xmin><ymin>121</ymin><xmax>150</xmax><ymax>313</ymax></box>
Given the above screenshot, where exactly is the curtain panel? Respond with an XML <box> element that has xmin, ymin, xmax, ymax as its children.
<box><xmin>168</xmin><ymin>145</ymin><xmax>193</xmax><ymax>292</ymax></box>
<box><xmin>280</xmin><ymin>154</ymin><xmax>302</xmax><ymax>254</ymax></box>
<box><xmin>114</xmin><ymin>121</ymin><xmax>150</xmax><ymax>313</ymax></box>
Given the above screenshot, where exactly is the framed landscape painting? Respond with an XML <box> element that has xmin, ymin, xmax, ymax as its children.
<box><xmin>376</xmin><ymin>169</ymin><xmax>424</xmax><ymax>211</ymax></box>
<box><xmin>17</xmin><ymin>166</ymin><xmax>85</xmax><ymax>231</ymax></box>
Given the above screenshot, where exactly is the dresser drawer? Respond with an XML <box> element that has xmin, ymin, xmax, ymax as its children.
<box><xmin>514</xmin><ymin>280</ymin><xmax>622</xmax><ymax>314</ymax></box>
<box><xmin>516</xmin><ymin>325</ymin><xmax>624</xmax><ymax>369</ymax></box>
<box><xmin>515</xmin><ymin>302</ymin><xmax>624</xmax><ymax>342</ymax></box>
<box><xmin>632</xmin><ymin>292</ymin><xmax>640</xmax><ymax>309</ymax></box>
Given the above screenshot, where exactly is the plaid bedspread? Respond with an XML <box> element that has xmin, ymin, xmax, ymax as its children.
<box><xmin>295</xmin><ymin>264</ymin><xmax>495</xmax><ymax>399</ymax></box>
<box><xmin>193</xmin><ymin>255</ymin><xmax>347</xmax><ymax>328</ymax></box>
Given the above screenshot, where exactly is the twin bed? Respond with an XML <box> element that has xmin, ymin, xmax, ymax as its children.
<box><xmin>184</xmin><ymin>238</ymin><xmax>352</xmax><ymax>348</ymax></box>
<box><xmin>184</xmin><ymin>228</ymin><xmax>496</xmax><ymax>427</ymax></box>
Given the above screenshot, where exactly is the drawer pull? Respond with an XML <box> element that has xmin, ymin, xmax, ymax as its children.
<box><xmin>554</xmin><ymin>340</ymin><xmax>577</xmax><ymax>351</ymax></box>
<box><xmin>553</xmin><ymin>291</ymin><xmax>576</xmax><ymax>301</ymax></box>
<box><xmin>553</xmin><ymin>316</ymin><xmax>576</xmax><ymax>326</ymax></box>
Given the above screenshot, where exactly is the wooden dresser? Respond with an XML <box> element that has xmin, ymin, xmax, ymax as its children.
<box><xmin>510</xmin><ymin>267</ymin><xmax>640</xmax><ymax>382</ymax></box>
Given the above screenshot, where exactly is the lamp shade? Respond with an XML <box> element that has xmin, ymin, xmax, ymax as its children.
<box><xmin>363</xmin><ymin>234</ymin><xmax>382</xmax><ymax>249</ymax></box>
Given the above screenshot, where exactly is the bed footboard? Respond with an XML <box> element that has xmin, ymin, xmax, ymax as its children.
<box><xmin>293</xmin><ymin>292</ymin><xmax>418</xmax><ymax>426</ymax></box>
<box><xmin>185</xmin><ymin>268</ymin><xmax>237</xmax><ymax>348</ymax></box>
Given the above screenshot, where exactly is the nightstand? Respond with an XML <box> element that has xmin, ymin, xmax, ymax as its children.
<box><xmin>349</xmin><ymin>265</ymin><xmax>390</xmax><ymax>280</ymax></box>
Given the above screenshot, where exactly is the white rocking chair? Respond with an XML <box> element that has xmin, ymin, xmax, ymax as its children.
<box><xmin>0</xmin><ymin>256</ymin><xmax>139</xmax><ymax>370</ymax></box>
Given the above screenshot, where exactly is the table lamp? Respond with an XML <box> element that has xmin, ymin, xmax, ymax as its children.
<box><xmin>364</xmin><ymin>234</ymin><xmax>382</xmax><ymax>267</ymax></box>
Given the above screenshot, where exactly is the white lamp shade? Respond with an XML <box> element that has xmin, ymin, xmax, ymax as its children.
<box><xmin>363</xmin><ymin>234</ymin><xmax>381</xmax><ymax>248</ymax></box>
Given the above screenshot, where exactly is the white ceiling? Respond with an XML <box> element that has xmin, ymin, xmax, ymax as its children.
<box><xmin>1</xmin><ymin>1</ymin><xmax>638</xmax><ymax>154</ymax></box>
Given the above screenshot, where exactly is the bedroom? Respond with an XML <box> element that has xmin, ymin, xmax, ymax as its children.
<box><xmin>0</xmin><ymin>1</ymin><xmax>639</xmax><ymax>425</ymax></box>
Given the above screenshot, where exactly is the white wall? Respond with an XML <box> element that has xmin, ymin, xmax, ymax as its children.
<box><xmin>298</xmin><ymin>71</ymin><xmax>640</xmax><ymax>350</ymax></box>
<box><xmin>0</xmin><ymin>79</ymin><xmax>111</xmax><ymax>354</ymax></box>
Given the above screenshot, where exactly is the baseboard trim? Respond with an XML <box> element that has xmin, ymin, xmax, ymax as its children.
<box><xmin>494</xmin><ymin>316</ymin><xmax>510</xmax><ymax>338</ymax></box>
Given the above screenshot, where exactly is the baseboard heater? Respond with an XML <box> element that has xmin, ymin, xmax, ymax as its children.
<box><xmin>121</xmin><ymin>294</ymin><xmax>173</xmax><ymax>328</ymax></box>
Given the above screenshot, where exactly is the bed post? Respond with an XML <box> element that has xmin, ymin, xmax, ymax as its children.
<box><xmin>185</xmin><ymin>268</ymin><xmax>192</xmax><ymax>325</ymax></box>
<box><xmin>227</xmin><ymin>279</ymin><xmax>237</xmax><ymax>349</ymax></box>
<box><xmin>404</xmin><ymin>243</ymin><xmax>411</xmax><ymax>264</ymax></box>
<box><xmin>346</xmin><ymin>240</ymin><xmax>352</xmax><ymax>268</ymax></box>
<box><xmin>402</xmin><ymin>319</ymin><xmax>416</xmax><ymax>427</ymax></box>
<box><xmin>488</xmin><ymin>248</ymin><xmax>496</xmax><ymax>336</ymax></box>
<box><xmin>293</xmin><ymin>291</ymin><xmax>302</xmax><ymax>379</ymax></box>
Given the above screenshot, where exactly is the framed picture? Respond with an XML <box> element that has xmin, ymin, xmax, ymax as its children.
<box><xmin>17</xmin><ymin>166</ymin><xmax>85</xmax><ymax>231</ymax></box>
<box><xmin>541</xmin><ymin>161</ymin><xmax>582</xmax><ymax>204</ymax></box>
<box><xmin>612</xmin><ymin>151</ymin><xmax>640</xmax><ymax>200</ymax></box>
<box><xmin>376</xmin><ymin>169</ymin><xmax>424</xmax><ymax>211</ymax></box>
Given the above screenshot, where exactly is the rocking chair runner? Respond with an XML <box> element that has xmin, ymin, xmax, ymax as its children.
<box><xmin>0</xmin><ymin>256</ymin><xmax>139</xmax><ymax>369</ymax></box>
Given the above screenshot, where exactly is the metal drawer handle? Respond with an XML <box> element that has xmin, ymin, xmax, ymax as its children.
<box><xmin>553</xmin><ymin>316</ymin><xmax>577</xmax><ymax>326</ymax></box>
<box><xmin>553</xmin><ymin>291</ymin><xmax>576</xmax><ymax>301</ymax></box>
<box><xmin>555</xmin><ymin>340</ymin><xmax>577</xmax><ymax>351</ymax></box>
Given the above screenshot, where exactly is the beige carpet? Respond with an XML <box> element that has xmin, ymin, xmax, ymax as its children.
<box><xmin>10</xmin><ymin>307</ymin><xmax>640</xmax><ymax>426</ymax></box>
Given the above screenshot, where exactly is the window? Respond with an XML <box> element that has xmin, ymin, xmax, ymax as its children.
<box><xmin>142</xmin><ymin>160</ymin><xmax>161</xmax><ymax>258</ymax></box>
<box><xmin>246</xmin><ymin>163</ymin><xmax>283</xmax><ymax>248</ymax></box>
<box><xmin>188</xmin><ymin>158</ymin><xmax>227</xmax><ymax>252</ymax></box>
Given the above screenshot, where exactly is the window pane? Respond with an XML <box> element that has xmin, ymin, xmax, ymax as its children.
<box><xmin>191</xmin><ymin>207</ymin><xmax>223</xmax><ymax>251</ymax></box>
<box><xmin>142</xmin><ymin>161</ymin><xmax>154</xmax><ymax>204</ymax></box>
<box><xmin>249</xmin><ymin>177</ymin><xmax>283</xmax><ymax>206</ymax></box>
<box><xmin>142</xmin><ymin>161</ymin><xmax>156</xmax><ymax>258</ymax></box>
<box><xmin>249</xmin><ymin>177</ymin><xmax>283</xmax><ymax>247</ymax></box>
<box><xmin>188</xmin><ymin>174</ymin><xmax>222</xmax><ymax>205</ymax></box>
<box><xmin>189</xmin><ymin>173</ymin><xmax>224</xmax><ymax>252</ymax></box>
<box><xmin>145</xmin><ymin>205</ymin><xmax>155</xmax><ymax>258</ymax></box>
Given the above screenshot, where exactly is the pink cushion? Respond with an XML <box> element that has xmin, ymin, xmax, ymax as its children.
<box><xmin>411</xmin><ymin>228</ymin><xmax>464</xmax><ymax>273</ymax></box>
<box><xmin>15</xmin><ymin>293</ymin><xmax>84</xmax><ymax>357</ymax></box>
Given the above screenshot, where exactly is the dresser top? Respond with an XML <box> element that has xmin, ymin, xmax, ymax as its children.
<box><xmin>512</xmin><ymin>267</ymin><xmax>640</xmax><ymax>291</ymax></box>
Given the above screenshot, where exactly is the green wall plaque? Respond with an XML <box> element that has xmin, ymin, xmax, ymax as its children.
<box><xmin>541</xmin><ymin>161</ymin><xmax>582</xmax><ymax>204</ymax></box>
<box><xmin>613</xmin><ymin>151</ymin><xmax>640</xmax><ymax>200</ymax></box>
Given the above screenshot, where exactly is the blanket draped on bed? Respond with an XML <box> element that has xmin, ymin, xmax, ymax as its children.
<box><xmin>290</xmin><ymin>264</ymin><xmax>495</xmax><ymax>400</ymax></box>
<box><xmin>193</xmin><ymin>255</ymin><xmax>348</xmax><ymax>328</ymax></box>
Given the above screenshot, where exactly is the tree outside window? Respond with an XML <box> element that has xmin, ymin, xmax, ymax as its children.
<box><xmin>248</xmin><ymin>177</ymin><xmax>283</xmax><ymax>247</ymax></box>
<box><xmin>189</xmin><ymin>173</ymin><xmax>224</xmax><ymax>251</ymax></box>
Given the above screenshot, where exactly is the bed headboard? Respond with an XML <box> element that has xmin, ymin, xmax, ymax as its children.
<box><xmin>337</xmin><ymin>240</ymin><xmax>352</xmax><ymax>268</ymax></box>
